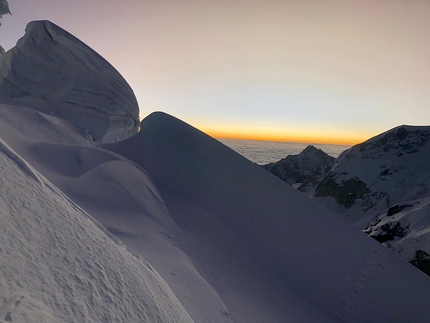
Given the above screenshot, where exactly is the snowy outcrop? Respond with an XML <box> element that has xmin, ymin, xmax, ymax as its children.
<box><xmin>308</xmin><ymin>125</ymin><xmax>430</xmax><ymax>274</ymax></box>
<box><xmin>0</xmin><ymin>20</ymin><xmax>139</xmax><ymax>143</ymax></box>
<box><xmin>261</xmin><ymin>145</ymin><xmax>334</xmax><ymax>188</ymax></box>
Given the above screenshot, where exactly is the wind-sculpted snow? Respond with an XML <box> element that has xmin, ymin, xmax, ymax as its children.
<box><xmin>0</xmin><ymin>20</ymin><xmax>139</xmax><ymax>143</ymax></box>
<box><xmin>0</xmin><ymin>138</ymin><xmax>194</xmax><ymax>323</ymax></box>
<box><xmin>106</xmin><ymin>112</ymin><xmax>430</xmax><ymax>322</ymax></box>
<box><xmin>2</xmin><ymin>97</ymin><xmax>430</xmax><ymax>321</ymax></box>
<box><xmin>0</xmin><ymin>102</ymin><xmax>231</xmax><ymax>323</ymax></box>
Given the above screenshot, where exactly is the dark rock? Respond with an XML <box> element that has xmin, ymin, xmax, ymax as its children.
<box><xmin>261</xmin><ymin>145</ymin><xmax>334</xmax><ymax>185</ymax></box>
<box><xmin>386</xmin><ymin>204</ymin><xmax>412</xmax><ymax>216</ymax></box>
<box><xmin>410</xmin><ymin>250</ymin><xmax>430</xmax><ymax>276</ymax></box>
<box><xmin>370</xmin><ymin>222</ymin><xmax>407</xmax><ymax>243</ymax></box>
<box><xmin>315</xmin><ymin>176</ymin><xmax>370</xmax><ymax>208</ymax></box>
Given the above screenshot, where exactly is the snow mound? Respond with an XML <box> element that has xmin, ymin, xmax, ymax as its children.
<box><xmin>0</xmin><ymin>20</ymin><xmax>139</xmax><ymax>143</ymax></box>
<box><xmin>106</xmin><ymin>112</ymin><xmax>430</xmax><ymax>322</ymax></box>
<box><xmin>0</xmin><ymin>138</ymin><xmax>194</xmax><ymax>323</ymax></box>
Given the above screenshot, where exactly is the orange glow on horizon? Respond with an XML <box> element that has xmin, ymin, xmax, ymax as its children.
<box><xmin>202</xmin><ymin>129</ymin><xmax>365</xmax><ymax>146</ymax></box>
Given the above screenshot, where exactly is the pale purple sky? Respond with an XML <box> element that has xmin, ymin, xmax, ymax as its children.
<box><xmin>1</xmin><ymin>0</ymin><xmax>430</xmax><ymax>144</ymax></box>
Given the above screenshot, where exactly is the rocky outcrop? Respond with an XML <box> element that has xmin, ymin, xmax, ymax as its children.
<box><xmin>0</xmin><ymin>20</ymin><xmax>139</xmax><ymax>143</ymax></box>
<box><xmin>261</xmin><ymin>145</ymin><xmax>334</xmax><ymax>186</ymax></box>
<box><xmin>310</xmin><ymin>125</ymin><xmax>430</xmax><ymax>276</ymax></box>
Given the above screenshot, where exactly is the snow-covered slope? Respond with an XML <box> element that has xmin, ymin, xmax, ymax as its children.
<box><xmin>3</xmin><ymin>101</ymin><xmax>430</xmax><ymax>321</ymax></box>
<box><xmin>105</xmin><ymin>112</ymin><xmax>430</xmax><ymax>323</ymax></box>
<box><xmin>0</xmin><ymin>102</ymin><xmax>232</xmax><ymax>323</ymax></box>
<box><xmin>0</xmin><ymin>20</ymin><xmax>139</xmax><ymax>143</ymax></box>
<box><xmin>311</xmin><ymin>125</ymin><xmax>430</xmax><ymax>273</ymax></box>
<box><xmin>261</xmin><ymin>145</ymin><xmax>334</xmax><ymax>187</ymax></box>
<box><xmin>0</xmin><ymin>138</ymin><xmax>194</xmax><ymax>323</ymax></box>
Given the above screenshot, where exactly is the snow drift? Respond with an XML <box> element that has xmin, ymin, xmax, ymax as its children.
<box><xmin>0</xmin><ymin>138</ymin><xmax>194</xmax><ymax>323</ymax></box>
<box><xmin>0</xmin><ymin>20</ymin><xmax>139</xmax><ymax>143</ymax></box>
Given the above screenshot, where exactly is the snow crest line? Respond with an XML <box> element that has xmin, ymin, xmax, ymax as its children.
<box><xmin>0</xmin><ymin>138</ymin><xmax>42</xmax><ymax>185</ymax></box>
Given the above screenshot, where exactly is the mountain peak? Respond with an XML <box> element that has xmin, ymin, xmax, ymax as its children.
<box><xmin>261</xmin><ymin>144</ymin><xmax>334</xmax><ymax>185</ymax></box>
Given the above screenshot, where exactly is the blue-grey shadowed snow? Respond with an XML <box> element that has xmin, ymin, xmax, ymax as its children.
<box><xmin>0</xmin><ymin>20</ymin><xmax>139</xmax><ymax>143</ymax></box>
<box><xmin>105</xmin><ymin>111</ymin><xmax>430</xmax><ymax>323</ymax></box>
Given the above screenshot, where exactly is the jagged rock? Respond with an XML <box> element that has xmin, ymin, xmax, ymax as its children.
<box><xmin>0</xmin><ymin>20</ymin><xmax>139</xmax><ymax>143</ymax></box>
<box><xmin>410</xmin><ymin>250</ymin><xmax>430</xmax><ymax>276</ymax></box>
<box><xmin>261</xmin><ymin>145</ymin><xmax>334</xmax><ymax>186</ymax></box>
<box><xmin>314</xmin><ymin>176</ymin><xmax>369</xmax><ymax>208</ymax></box>
<box><xmin>307</xmin><ymin>125</ymin><xmax>430</xmax><ymax>277</ymax></box>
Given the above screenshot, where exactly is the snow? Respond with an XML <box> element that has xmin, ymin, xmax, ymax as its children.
<box><xmin>0</xmin><ymin>20</ymin><xmax>139</xmax><ymax>143</ymax></box>
<box><xmin>310</xmin><ymin>125</ymin><xmax>430</xmax><ymax>267</ymax></box>
<box><xmin>0</xmin><ymin>137</ymin><xmax>194</xmax><ymax>323</ymax></box>
<box><xmin>3</xmin><ymin>102</ymin><xmax>430</xmax><ymax>322</ymax></box>
<box><xmin>104</xmin><ymin>111</ymin><xmax>430</xmax><ymax>322</ymax></box>
<box><xmin>1</xmin><ymin>21</ymin><xmax>430</xmax><ymax>323</ymax></box>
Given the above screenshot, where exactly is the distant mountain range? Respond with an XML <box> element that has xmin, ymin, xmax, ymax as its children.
<box><xmin>262</xmin><ymin>125</ymin><xmax>430</xmax><ymax>276</ymax></box>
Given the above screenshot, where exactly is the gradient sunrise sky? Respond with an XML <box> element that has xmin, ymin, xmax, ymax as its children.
<box><xmin>1</xmin><ymin>0</ymin><xmax>429</xmax><ymax>145</ymax></box>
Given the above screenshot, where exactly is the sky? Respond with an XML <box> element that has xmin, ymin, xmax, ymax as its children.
<box><xmin>1</xmin><ymin>0</ymin><xmax>429</xmax><ymax>145</ymax></box>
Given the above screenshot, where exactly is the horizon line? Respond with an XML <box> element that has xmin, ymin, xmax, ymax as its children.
<box><xmin>207</xmin><ymin>132</ymin><xmax>362</xmax><ymax>146</ymax></box>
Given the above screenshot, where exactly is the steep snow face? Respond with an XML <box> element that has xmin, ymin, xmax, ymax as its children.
<box><xmin>0</xmin><ymin>20</ymin><xmax>139</xmax><ymax>143</ymax></box>
<box><xmin>315</xmin><ymin>125</ymin><xmax>430</xmax><ymax>221</ymax></box>
<box><xmin>0</xmin><ymin>102</ymin><xmax>232</xmax><ymax>323</ymax></box>
<box><xmin>310</xmin><ymin>125</ymin><xmax>430</xmax><ymax>274</ymax></box>
<box><xmin>261</xmin><ymin>145</ymin><xmax>334</xmax><ymax>187</ymax></box>
<box><xmin>0</xmin><ymin>139</ymin><xmax>194</xmax><ymax>323</ymax></box>
<box><xmin>106</xmin><ymin>112</ymin><xmax>430</xmax><ymax>323</ymax></box>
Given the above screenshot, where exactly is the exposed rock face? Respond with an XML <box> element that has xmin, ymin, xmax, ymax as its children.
<box><xmin>311</xmin><ymin>125</ymin><xmax>430</xmax><ymax>276</ymax></box>
<box><xmin>314</xmin><ymin>125</ymin><xmax>430</xmax><ymax>218</ymax></box>
<box><xmin>262</xmin><ymin>126</ymin><xmax>430</xmax><ymax>277</ymax></box>
<box><xmin>261</xmin><ymin>145</ymin><xmax>334</xmax><ymax>186</ymax></box>
<box><xmin>0</xmin><ymin>20</ymin><xmax>139</xmax><ymax>143</ymax></box>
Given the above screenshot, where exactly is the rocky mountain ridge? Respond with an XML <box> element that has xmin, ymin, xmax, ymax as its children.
<box><xmin>263</xmin><ymin>125</ymin><xmax>430</xmax><ymax>275</ymax></box>
<box><xmin>261</xmin><ymin>145</ymin><xmax>334</xmax><ymax>187</ymax></box>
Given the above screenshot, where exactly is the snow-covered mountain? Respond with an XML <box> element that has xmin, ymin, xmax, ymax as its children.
<box><xmin>2</xmin><ymin>20</ymin><xmax>430</xmax><ymax>322</ymax></box>
<box><xmin>261</xmin><ymin>145</ymin><xmax>333</xmax><ymax>187</ymax></box>
<box><xmin>309</xmin><ymin>125</ymin><xmax>430</xmax><ymax>274</ymax></box>
<box><xmin>0</xmin><ymin>20</ymin><xmax>139</xmax><ymax>143</ymax></box>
